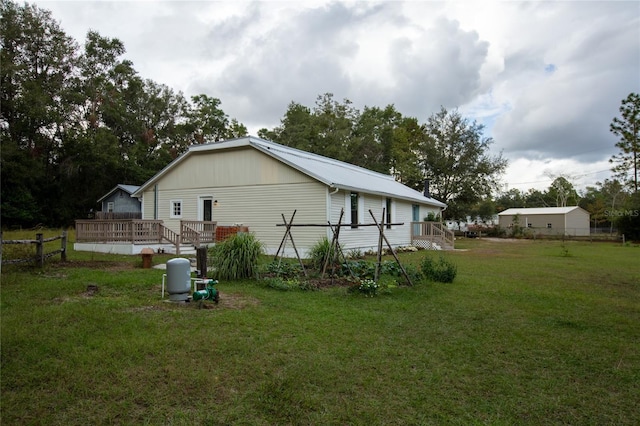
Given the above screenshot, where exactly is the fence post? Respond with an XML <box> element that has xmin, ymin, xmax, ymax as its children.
<box><xmin>61</xmin><ymin>231</ymin><xmax>67</xmax><ymax>261</ymax></box>
<box><xmin>36</xmin><ymin>233</ymin><xmax>44</xmax><ymax>267</ymax></box>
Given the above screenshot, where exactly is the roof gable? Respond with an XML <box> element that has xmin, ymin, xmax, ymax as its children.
<box><xmin>134</xmin><ymin>136</ymin><xmax>446</xmax><ymax>208</ymax></box>
<box><xmin>97</xmin><ymin>184</ymin><xmax>141</xmax><ymax>203</ymax></box>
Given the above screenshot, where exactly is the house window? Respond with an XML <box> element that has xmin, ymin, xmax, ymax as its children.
<box><xmin>547</xmin><ymin>223</ymin><xmax>552</xmax><ymax>229</ymax></box>
<box><xmin>385</xmin><ymin>198</ymin><xmax>392</xmax><ymax>229</ymax></box>
<box><xmin>527</xmin><ymin>223</ymin><xmax>533</xmax><ymax>228</ymax></box>
<box><xmin>350</xmin><ymin>192</ymin><xmax>359</xmax><ymax>229</ymax></box>
<box><xmin>107</xmin><ymin>202</ymin><xmax>114</xmax><ymax>212</ymax></box>
<box><xmin>170</xmin><ymin>200</ymin><xmax>182</xmax><ymax>218</ymax></box>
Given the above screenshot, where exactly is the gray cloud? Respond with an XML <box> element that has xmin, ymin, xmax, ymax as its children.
<box><xmin>25</xmin><ymin>0</ymin><xmax>640</xmax><ymax>188</ymax></box>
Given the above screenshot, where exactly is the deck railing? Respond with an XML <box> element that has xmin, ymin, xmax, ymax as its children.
<box><xmin>180</xmin><ymin>220</ymin><xmax>217</xmax><ymax>247</ymax></box>
<box><xmin>94</xmin><ymin>212</ymin><xmax>142</xmax><ymax>220</ymax></box>
<box><xmin>75</xmin><ymin>219</ymin><xmax>217</xmax><ymax>253</ymax></box>
<box><xmin>75</xmin><ymin>220</ymin><xmax>165</xmax><ymax>243</ymax></box>
<box><xmin>411</xmin><ymin>221</ymin><xmax>455</xmax><ymax>250</ymax></box>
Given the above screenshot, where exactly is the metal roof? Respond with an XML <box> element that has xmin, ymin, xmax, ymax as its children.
<box><xmin>498</xmin><ymin>206</ymin><xmax>585</xmax><ymax>216</ymax></box>
<box><xmin>97</xmin><ymin>184</ymin><xmax>141</xmax><ymax>203</ymax></box>
<box><xmin>133</xmin><ymin>136</ymin><xmax>446</xmax><ymax>208</ymax></box>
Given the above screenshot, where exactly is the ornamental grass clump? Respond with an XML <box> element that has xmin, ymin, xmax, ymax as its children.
<box><xmin>420</xmin><ymin>254</ymin><xmax>457</xmax><ymax>283</ymax></box>
<box><xmin>209</xmin><ymin>232</ymin><xmax>264</xmax><ymax>280</ymax></box>
<box><xmin>308</xmin><ymin>237</ymin><xmax>335</xmax><ymax>270</ymax></box>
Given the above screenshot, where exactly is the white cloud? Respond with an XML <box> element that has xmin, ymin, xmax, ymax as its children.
<box><xmin>31</xmin><ymin>0</ymin><xmax>640</xmax><ymax>191</ymax></box>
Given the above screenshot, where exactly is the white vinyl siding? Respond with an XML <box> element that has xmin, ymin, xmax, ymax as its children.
<box><xmin>158</xmin><ymin>148</ymin><xmax>314</xmax><ymax>191</ymax></box>
<box><xmin>144</xmin><ymin>182</ymin><xmax>327</xmax><ymax>255</ymax></box>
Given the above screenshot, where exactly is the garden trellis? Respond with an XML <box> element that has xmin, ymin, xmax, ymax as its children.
<box><xmin>274</xmin><ymin>208</ymin><xmax>414</xmax><ymax>286</ymax></box>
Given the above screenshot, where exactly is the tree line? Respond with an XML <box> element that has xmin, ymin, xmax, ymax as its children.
<box><xmin>1</xmin><ymin>0</ymin><xmax>247</xmax><ymax>226</ymax></box>
<box><xmin>2</xmin><ymin>1</ymin><xmax>638</xmax><ymax>239</ymax></box>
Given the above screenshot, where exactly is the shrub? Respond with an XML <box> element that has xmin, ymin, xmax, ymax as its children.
<box><xmin>264</xmin><ymin>260</ymin><xmax>303</xmax><ymax>278</ymax></box>
<box><xmin>420</xmin><ymin>254</ymin><xmax>457</xmax><ymax>283</ymax></box>
<box><xmin>208</xmin><ymin>232</ymin><xmax>263</xmax><ymax>280</ymax></box>
<box><xmin>262</xmin><ymin>277</ymin><xmax>298</xmax><ymax>291</ymax></box>
<box><xmin>308</xmin><ymin>237</ymin><xmax>335</xmax><ymax>270</ymax></box>
<box><xmin>340</xmin><ymin>259</ymin><xmax>375</xmax><ymax>279</ymax></box>
<box><xmin>261</xmin><ymin>276</ymin><xmax>318</xmax><ymax>291</ymax></box>
<box><xmin>357</xmin><ymin>278</ymin><xmax>379</xmax><ymax>297</ymax></box>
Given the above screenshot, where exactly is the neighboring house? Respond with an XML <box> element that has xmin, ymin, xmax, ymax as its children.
<box><xmin>96</xmin><ymin>184</ymin><xmax>141</xmax><ymax>219</ymax></box>
<box><xmin>128</xmin><ymin>136</ymin><xmax>449</xmax><ymax>256</ymax></box>
<box><xmin>498</xmin><ymin>206</ymin><xmax>590</xmax><ymax>237</ymax></box>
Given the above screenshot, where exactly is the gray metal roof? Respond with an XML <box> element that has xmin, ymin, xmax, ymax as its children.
<box><xmin>498</xmin><ymin>206</ymin><xmax>586</xmax><ymax>216</ymax></box>
<box><xmin>97</xmin><ymin>184</ymin><xmax>141</xmax><ymax>203</ymax></box>
<box><xmin>133</xmin><ymin>136</ymin><xmax>446</xmax><ymax>208</ymax></box>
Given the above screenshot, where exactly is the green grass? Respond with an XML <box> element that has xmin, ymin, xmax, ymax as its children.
<box><xmin>1</xmin><ymin>235</ymin><xmax>639</xmax><ymax>424</ymax></box>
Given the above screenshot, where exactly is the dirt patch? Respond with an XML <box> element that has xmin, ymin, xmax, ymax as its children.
<box><xmin>306</xmin><ymin>277</ymin><xmax>354</xmax><ymax>289</ymax></box>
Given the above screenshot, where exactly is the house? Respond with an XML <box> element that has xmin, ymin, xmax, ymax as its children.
<box><xmin>498</xmin><ymin>206</ymin><xmax>590</xmax><ymax>237</ymax></box>
<box><xmin>96</xmin><ymin>184</ymin><xmax>141</xmax><ymax>219</ymax></box>
<box><xmin>123</xmin><ymin>136</ymin><xmax>450</xmax><ymax>256</ymax></box>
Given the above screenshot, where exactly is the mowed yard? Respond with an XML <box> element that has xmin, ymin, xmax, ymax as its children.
<box><xmin>1</xmin><ymin>233</ymin><xmax>639</xmax><ymax>425</ymax></box>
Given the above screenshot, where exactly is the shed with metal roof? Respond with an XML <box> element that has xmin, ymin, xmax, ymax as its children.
<box><xmin>498</xmin><ymin>206</ymin><xmax>590</xmax><ymax>236</ymax></box>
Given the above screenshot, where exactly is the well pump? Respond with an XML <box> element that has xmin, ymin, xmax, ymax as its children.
<box><xmin>192</xmin><ymin>279</ymin><xmax>219</xmax><ymax>303</ymax></box>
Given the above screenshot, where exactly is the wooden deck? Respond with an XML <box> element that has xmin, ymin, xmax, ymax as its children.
<box><xmin>75</xmin><ymin>219</ymin><xmax>217</xmax><ymax>254</ymax></box>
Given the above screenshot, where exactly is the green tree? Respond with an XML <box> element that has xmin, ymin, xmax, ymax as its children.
<box><xmin>1</xmin><ymin>0</ymin><xmax>79</xmax><ymax>225</ymax></box>
<box><xmin>616</xmin><ymin>191</ymin><xmax>640</xmax><ymax>240</ymax></box>
<box><xmin>522</xmin><ymin>188</ymin><xmax>553</xmax><ymax>207</ymax></box>
<box><xmin>580</xmin><ymin>179</ymin><xmax>629</xmax><ymax>233</ymax></box>
<box><xmin>419</xmin><ymin>107</ymin><xmax>507</xmax><ymax>219</ymax></box>
<box><xmin>495</xmin><ymin>188</ymin><xmax>526</xmax><ymax>212</ymax></box>
<box><xmin>259</xmin><ymin>101</ymin><xmax>315</xmax><ymax>146</ymax></box>
<box><xmin>610</xmin><ymin>92</ymin><xmax>640</xmax><ymax>193</ymax></box>
<box><xmin>260</xmin><ymin>93</ymin><xmax>357</xmax><ymax>162</ymax></box>
<box><xmin>547</xmin><ymin>176</ymin><xmax>580</xmax><ymax>207</ymax></box>
<box><xmin>186</xmin><ymin>94</ymin><xmax>246</xmax><ymax>144</ymax></box>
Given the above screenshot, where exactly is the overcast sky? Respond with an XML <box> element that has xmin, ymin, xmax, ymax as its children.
<box><xmin>32</xmin><ymin>0</ymin><xmax>640</xmax><ymax>192</ymax></box>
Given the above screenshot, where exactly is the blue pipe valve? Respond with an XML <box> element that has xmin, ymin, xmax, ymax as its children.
<box><xmin>193</xmin><ymin>279</ymin><xmax>219</xmax><ymax>303</ymax></box>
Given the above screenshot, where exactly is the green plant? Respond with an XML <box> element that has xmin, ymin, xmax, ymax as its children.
<box><xmin>347</xmin><ymin>248</ymin><xmax>364</xmax><ymax>259</ymax></box>
<box><xmin>208</xmin><ymin>232</ymin><xmax>264</xmax><ymax>280</ymax></box>
<box><xmin>308</xmin><ymin>237</ymin><xmax>335</xmax><ymax>270</ymax></box>
<box><xmin>340</xmin><ymin>259</ymin><xmax>375</xmax><ymax>279</ymax></box>
<box><xmin>262</xmin><ymin>277</ymin><xmax>300</xmax><ymax>291</ymax></box>
<box><xmin>357</xmin><ymin>278</ymin><xmax>379</xmax><ymax>297</ymax></box>
<box><xmin>420</xmin><ymin>254</ymin><xmax>457</xmax><ymax>283</ymax></box>
<box><xmin>424</xmin><ymin>212</ymin><xmax>441</xmax><ymax>222</ymax></box>
<box><xmin>559</xmin><ymin>242</ymin><xmax>571</xmax><ymax>257</ymax></box>
<box><xmin>264</xmin><ymin>260</ymin><xmax>302</xmax><ymax>278</ymax></box>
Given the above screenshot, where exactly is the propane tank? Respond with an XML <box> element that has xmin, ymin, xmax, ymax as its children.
<box><xmin>193</xmin><ymin>279</ymin><xmax>219</xmax><ymax>303</ymax></box>
<box><xmin>166</xmin><ymin>258</ymin><xmax>191</xmax><ymax>302</ymax></box>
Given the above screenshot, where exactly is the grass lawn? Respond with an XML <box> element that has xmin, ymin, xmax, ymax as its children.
<box><xmin>1</xmin><ymin>232</ymin><xmax>639</xmax><ymax>425</ymax></box>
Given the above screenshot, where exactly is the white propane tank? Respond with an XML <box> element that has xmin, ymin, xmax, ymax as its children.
<box><xmin>166</xmin><ymin>258</ymin><xmax>191</xmax><ymax>301</ymax></box>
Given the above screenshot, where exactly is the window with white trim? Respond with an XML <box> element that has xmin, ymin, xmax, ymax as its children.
<box><xmin>547</xmin><ymin>223</ymin><xmax>552</xmax><ymax>229</ymax></box>
<box><xmin>107</xmin><ymin>202</ymin><xmax>114</xmax><ymax>212</ymax></box>
<box><xmin>170</xmin><ymin>200</ymin><xmax>182</xmax><ymax>218</ymax></box>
